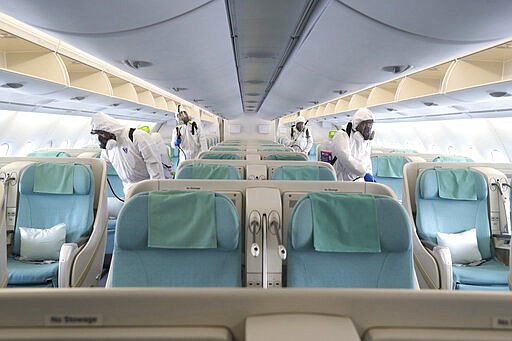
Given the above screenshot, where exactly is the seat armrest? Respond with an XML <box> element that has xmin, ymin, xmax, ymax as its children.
<box><xmin>421</xmin><ymin>240</ymin><xmax>437</xmax><ymax>251</ymax></box>
<box><xmin>58</xmin><ymin>243</ymin><xmax>79</xmax><ymax>287</ymax></box>
<box><xmin>420</xmin><ymin>239</ymin><xmax>453</xmax><ymax>289</ymax></box>
<box><xmin>431</xmin><ymin>245</ymin><xmax>453</xmax><ymax>290</ymax></box>
<box><xmin>76</xmin><ymin>236</ymin><xmax>89</xmax><ymax>247</ymax></box>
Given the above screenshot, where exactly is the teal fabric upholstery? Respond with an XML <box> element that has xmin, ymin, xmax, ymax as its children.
<box><xmin>371</xmin><ymin>156</ymin><xmax>408</xmax><ymax>201</ymax></box>
<box><xmin>8</xmin><ymin>163</ymin><xmax>95</xmax><ymax>286</ymax></box>
<box><xmin>212</xmin><ymin>147</ymin><xmax>241</xmax><ymax>151</ymax></box>
<box><xmin>264</xmin><ymin>153</ymin><xmax>308</xmax><ymax>161</ymax></box>
<box><xmin>176</xmin><ymin>163</ymin><xmax>241</xmax><ymax>179</ymax></box>
<box><xmin>287</xmin><ymin>193</ymin><xmax>414</xmax><ymax>288</ymax></box>
<box><xmin>415</xmin><ymin>168</ymin><xmax>508</xmax><ymax>290</ymax></box>
<box><xmin>105</xmin><ymin>166</ymin><xmax>124</xmax><ymax>256</ymax></box>
<box><xmin>27</xmin><ymin>151</ymin><xmax>71</xmax><ymax>157</ymax></box>
<box><xmin>271</xmin><ymin>165</ymin><xmax>335</xmax><ymax>181</ymax></box>
<box><xmin>200</xmin><ymin>152</ymin><xmax>242</xmax><ymax>160</ymax></box>
<box><xmin>433</xmin><ymin>155</ymin><xmax>473</xmax><ymax>162</ymax></box>
<box><xmin>148</xmin><ymin>191</ymin><xmax>217</xmax><ymax>249</ymax></box>
<box><xmin>110</xmin><ymin>191</ymin><xmax>241</xmax><ymax>287</ymax></box>
<box><xmin>308</xmin><ymin>193</ymin><xmax>380</xmax><ymax>252</ymax></box>
<box><xmin>33</xmin><ymin>162</ymin><xmax>75</xmax><ymax>194</ymax></box>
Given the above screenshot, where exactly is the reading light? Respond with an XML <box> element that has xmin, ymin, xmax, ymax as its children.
<box><xmin>382</xmin><ymin>64</ymin><xmax>412</xmax><ymax>74</ymax></box>
<box><xmin>123</xmin><ymin>59</ymin><xmax>152</xmax><ymax>69</ymax></box>
<box><xmin>1</xmin><ymin>82</ymin><xmax>23</xmax><ymax>89</ymax></box>
<box><xmin>489</xmin><ymin>91</ymin><xmax>509</xmax><ymax>97</ymax></box>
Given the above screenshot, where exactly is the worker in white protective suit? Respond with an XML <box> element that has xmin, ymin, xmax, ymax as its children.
<box><xmin>137</xmin><ymin>125</ymin><xmax>174</xmax><ymax>179</ymax></box>
<box><xmin>288</xmin><ymin>116</ymin><xmax>313</xmax><ymax>155</ymax></box>
<box><xmin>90</xmin><ymin>112</ymin><xmax>164</xmax><ymax>195</ymax></box>
<box><xmin>331</xmin><ymin>108</ymin><xmax>376</xmax><ymax>182</ymax></box>
<box><xmin>170</xmin><ymin>108</ymin><xmax>206</xmax><ymax>163</ymax></box>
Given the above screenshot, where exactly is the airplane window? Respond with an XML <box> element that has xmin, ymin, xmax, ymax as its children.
<box><xmin>45</xmin><ymin>139</ymin><xmax>53</xmax><ymax>148</ymax></box>
<box><xmin>0</xmin><ymin>143</ymin><xmax>9</xmax><ymax>156</ymax></box>
<box><xmin>20</xmin><ymin>141</ymin><xmax>35</xmax><ymax>156</ymax></box>
<box><xmin>491</xmin><ymin>149</ymin><xmax>508</xmax><ymax>162</ymax></box>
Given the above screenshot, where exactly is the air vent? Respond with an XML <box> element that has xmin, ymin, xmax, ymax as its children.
<box><xmin>193</xmin><ymin>99</ymin><xmax>205</xmax><ymax>102</ymax></box>
<box><xmin>246</xmin><ymin>93</ymin><xmax>260</xmax><ymax>96</ymax></box>
<box><xmin>71</xmin><ymin>96</ymin><xmax>86</xmax><ymax>101</ymax></box>
<box><xmin>1</xmin><ymin>82</ymin><xmax>24</xmax><ymax>89</ymax></box>
<box><xmin>489</xmin><ymin>91</ymin><xmax>509</xmax><ymax>97</ymax></box>
<box><xmin>382</xmin><ymin>64</ymin><xmax>412</xmax><ymax>74</ymax></box>
<box><xmin>423</xmin><ymin>102</ymin><xmax>438</xmax><ymax>106</ymax></box>
<box><xmin>245</xmin><ymin>80</ymin><xmax>265</xmax><ymax>84</ymax></box>
<box><xmin>172</xmin><ymin>87</ymin><xmax>188</xmax><ymax>92</ymax></box>
<box><xmin>386</xmin><ymin>108</ymin><xmax>397</xmax><ymax>111</ymax></box>
<box><xmin>333</xmin><ymin>89</ymin><xmax>347</xmax><ymax>95</ymax></box>
<box><xmin>110</xmin><ymin>103</ymin><xmax>120</xmax><ymax>107</ymax></box>
<box><xmin>123</xmin><ymin>59</ymin><xmax>152</xmax><ymax>69</ymax></box>
<box><xmin>309</xmin><ymin>100</ymin><xmax>319</xmax><ymax>105</ymax></box>
<box><xmin>246</xmin><ymin>100</ymin><xmax>258</xmax><ymax>104</ymax></box>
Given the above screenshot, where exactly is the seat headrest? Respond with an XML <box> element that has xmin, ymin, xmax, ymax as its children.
<box><xmin>117</xmin><ymin>191</ymin><xmax>239</xmax><ymax>251</ymax></box>
<box><xmin>20</xmin><ymin>163</ymin><xmax>91</xmax><ymax>195</ymax></box>
<box><xmin>290</xmin><ymin>193</ymin><xmax>411</xmax><ymax>253</ymax></box>
<box><xmin>418</xmin><ymin>168</ymin><xmax>487</xmax><ymax>201</ymax></box>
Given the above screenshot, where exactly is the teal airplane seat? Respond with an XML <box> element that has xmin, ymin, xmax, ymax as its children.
<box><xmin>415</xmin><ymin>168</ymin><xmax>508</xmax><ymax>290</ymax></box>
<box><xmin>263</xmin><ymin>153</ymin><xmax>308</xmax><ymax>161</ymax></box>
<box><xmin>287</xmin><ymin>192</ymin><xmax>415</xmax><ymax>288</ymax></box>
<box><xmin>109</xmin><ymin>190</ymin><xmax>242</xmax><ymax>287</ymax></box>
<box><xmin>371</xmin><ymin>155</ymin><xmax>409</xmax><ymax>201</ymax></box>
<box><xmin>271</xmin><ymin>165</ymin><xmax>336</xmax><ymax>181</ymax></box>
<box><xmin>8</xmin><ymin>162</ymin><xmax>95</xmax><ymax>287</ymax></box>
<box><xmin>199</xmin><ymin>152</ymin><xmax>242</xmax><ymax>160</ymax></box>
<box><xmin>176</xmin><ymin>163</ymin><xmax>241</xmax><ymax>179</ymax></box>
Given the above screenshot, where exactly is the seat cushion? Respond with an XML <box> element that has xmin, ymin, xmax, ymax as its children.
<box><xmin>7</xmin><ymin>257</ymin><xmax>59</xmax><ymax>286</ymax></box>
<box><xmin>452</xmin><ymin>258</ymin><xmax>508</xmax><ymax>287</ymax></box>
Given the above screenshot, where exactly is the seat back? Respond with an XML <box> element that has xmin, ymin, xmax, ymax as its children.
<box><xmin>176</xmin><ymin>163</ymin><xmax>241</xmax><ymax>179</ymax></box>
<box><xmin>11</xmin><ymin>162</ymin><xmax>95</xmax><ymax>258</ymax></box>
<box><xmin>27</xmin><ymin>150</ymin><xmax>71</xmax><ymax>157</ymax></box>
<box><xmin>432</xmin><ymin>156</ymin><xmax>473</xmax><ymax>162</ymax></box>
<box><xmin>271</xmin><ymin>165</ymin><xmax>336</xmax><ymax>181</ymax></box>
<box><xmin>263</xmin><ymin>153</ymin><xmax>308</xmax><ymax>161</ymax></box>
<box><xmin>371</xmin><ymin>155</ymin><xmax>409</xmax><ymax>201</ymax></box>
<box><xmin>199</xmin><ymin>152</ymin><xmax>242</xmax><ymax>160</ymax></box>
<box><xmin>110</xmin><ymin>190</ymin><xmax>241</xmax><ymax>287</ymax></box>
<box><xmin>415</xmin><ymin>168</ymin><xmax>492</xmax><ymax>259</ymax></box>
<box><xmin>287</xmin><ymin>192</ymin><xmax>414</xmax><ymax>288</ymax></box>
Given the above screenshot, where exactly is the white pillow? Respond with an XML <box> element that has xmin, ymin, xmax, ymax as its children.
<box><xmin>19</xmin><ymin>223</ymin><xmax>66</xmax><ymax>261</ymax></box>
<box><xmin>436</xmin><ymin>228</ymin><xmax>482</xmax><ymax>264</ymax></box>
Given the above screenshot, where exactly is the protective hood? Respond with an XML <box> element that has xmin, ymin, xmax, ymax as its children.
<box><xmin>351</xmin><ymin>108</ymin><xmax>374</xmax><ymax>130</ymax></box>
<box><xmin>295</xmin><ymin>116</ymin><xmax>306</xmax><ymax>124</ymax></box>
<box><xmin>91</xmin><ymin>112</ymin><xmax>125</xmax><ymax>136</ymax></box>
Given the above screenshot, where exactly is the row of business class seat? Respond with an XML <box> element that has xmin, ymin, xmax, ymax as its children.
<box><xmin>107</xmin><ymin>178</ymin><xmax>416</xmax><ymax>288</ymax></box>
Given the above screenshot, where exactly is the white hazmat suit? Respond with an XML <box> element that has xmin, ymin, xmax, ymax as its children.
<box><xmin>289</xmin><ymin>116</ymin><xmax>313</xmax><ymax>154</ymax></box>
<box><xmin>170</xmin><ymin>112</ymin><xmax>206</xmax><ymax>162</ymax></box>
<box><xmin>331</xmin><ymin>108</ymin><xmax>374</xmax><ymax>181</ymax></box>
<box><xmin>90</xmin><ymin>112</ymin><xmax>164</xmax><ymax>194</ymax></box>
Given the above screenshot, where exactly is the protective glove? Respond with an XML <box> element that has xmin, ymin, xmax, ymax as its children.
<box><xmin>364</xmin><ymin>173</ymin><xmax>376</xmax><ymax>182</ymax></box>
<box><xmin>174</xmin><ymin>138</ymin><xmax>181</xmax><ymax>147</ymax></box>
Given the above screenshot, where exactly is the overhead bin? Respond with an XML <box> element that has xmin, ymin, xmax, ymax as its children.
<box><xmin>323</xmin><ymin>102</ymin><xmax>335</xmax><ymax>116</ymax></box>
<box><xmin>367</xmin><ymin>80</ymin><xmax>400</xmax><ymax>107</ymax></box>
<box><xmin>154</xmin><ymin>95</ymin><xmax>168</xmax><ymax>110</ymax></box>
<box><xmin>135</xmin><ymin>87</ymin><xmax>156</xmax><ymax>107</ymax></box>
<box><xmin>348</xmin><ymin>89</ymin><xmax>370</xmax><ymax>110</ymax></box>
<box><xmin>334</xmin><ymin>97</ymin><xmax>349</xmax><ymax>112</ymax></box>
<box><xmin>7</xmin><ymin>51</ymin><xmax>68</xmax><ymax>86</ymax></box>
<box><xmin>60</xmin><ymin>55</ymin><xmax>112</xmax><ymax>97</ymax></box>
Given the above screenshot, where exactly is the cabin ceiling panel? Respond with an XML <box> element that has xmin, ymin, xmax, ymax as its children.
<box><xmin>0</xmin><ymin>0</ymin><xmax>242</xmax><ymax>119</ymax></box>
<box><xmin>338</xmin><ymin>0</ymin><xmax>512</xmax><ymax>42</ymax></box>
<box><xmin>0</xmin><ymin>0</ymin><xmax>212</xmax><ymax>35</ymax></box>
<box><xmin>1</xmin><ymin>1</ymin><xmax>512</xmax><ymax>122</ymax></box>
<box><xmin>263</xmin><ymin>0</ymin><xmax>511</xmax><ymax>120</ymax></box>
